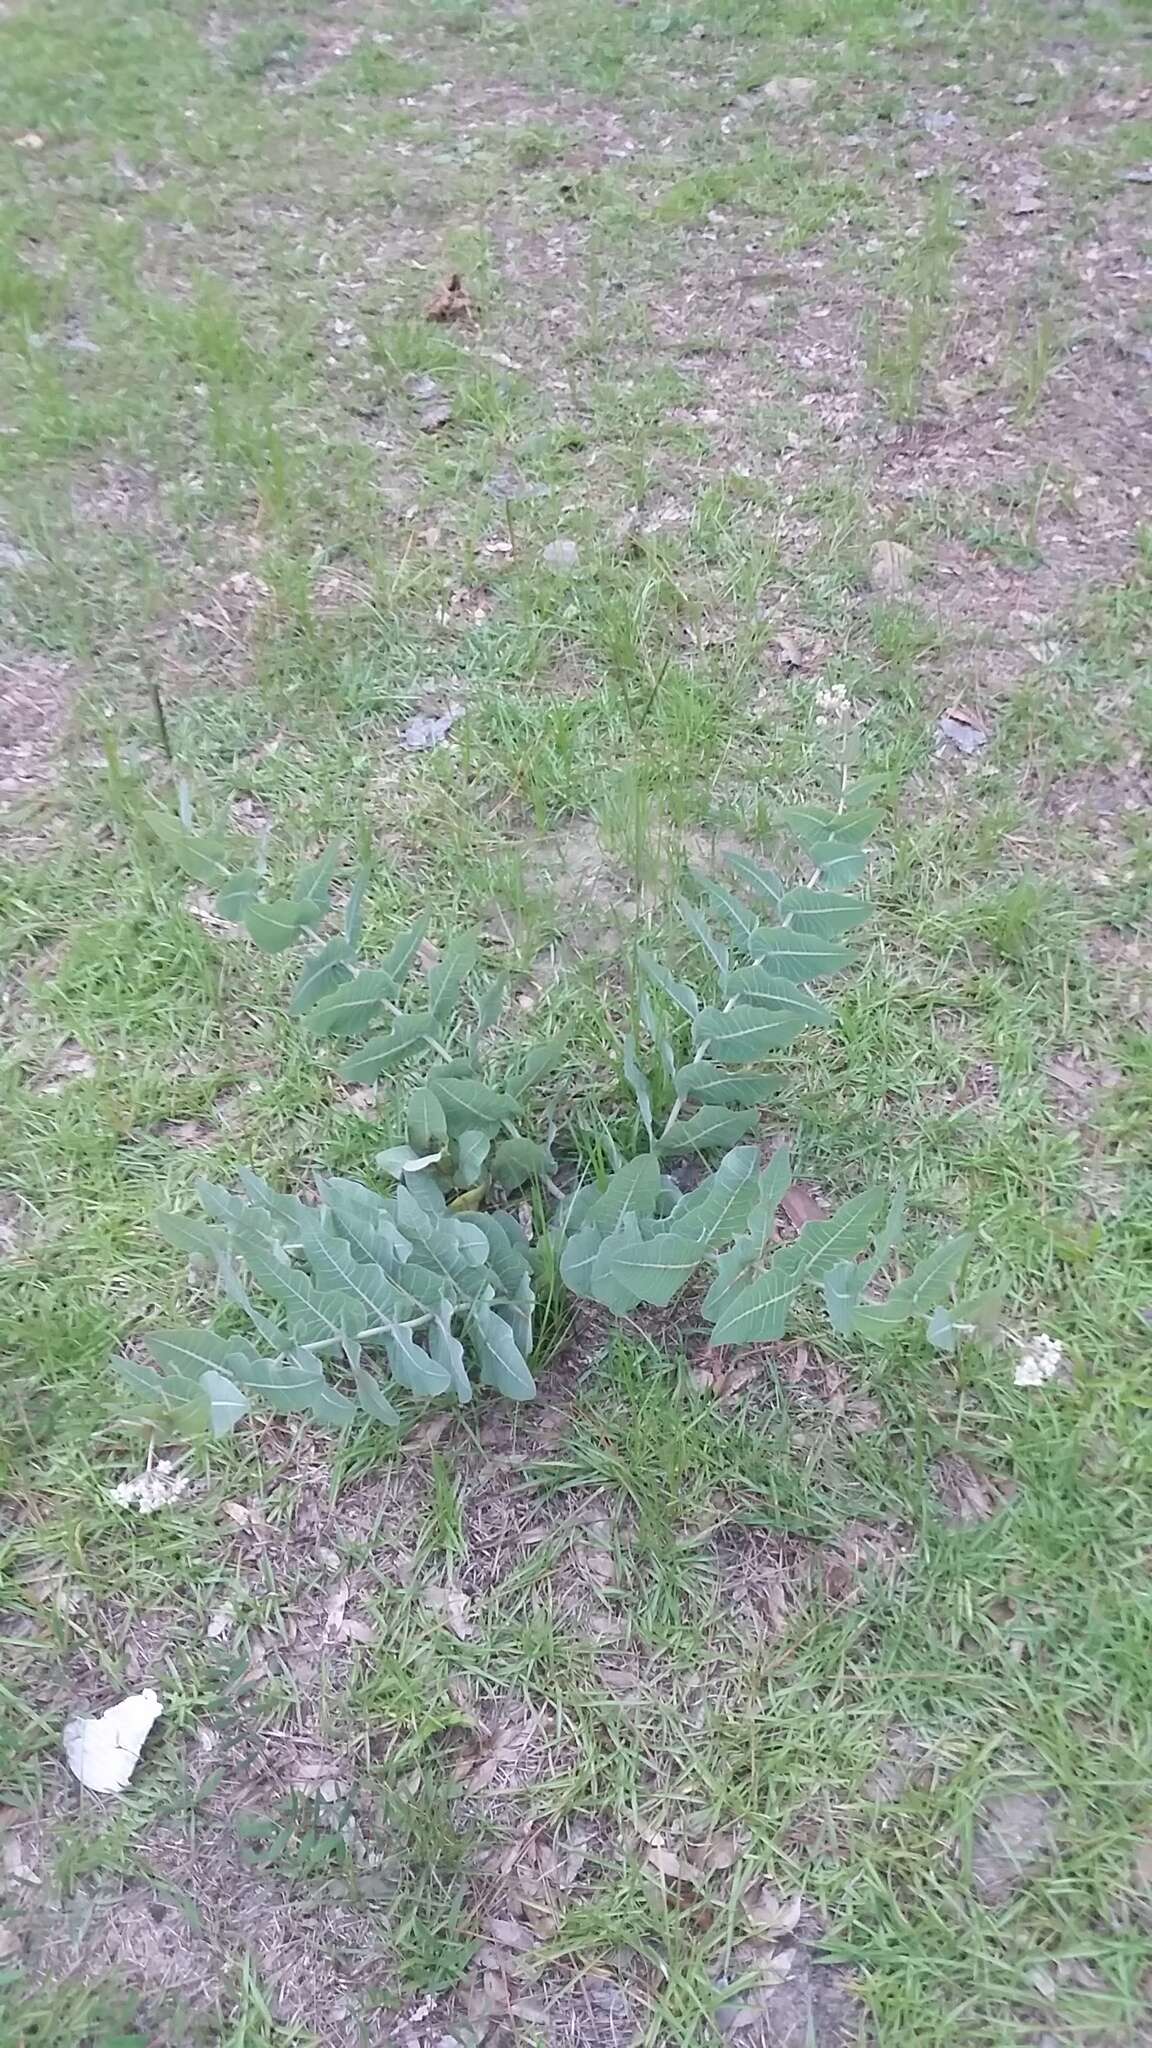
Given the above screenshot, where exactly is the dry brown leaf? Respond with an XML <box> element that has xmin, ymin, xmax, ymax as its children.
<box><xmin>744</xmin><ymin>1884</ymin><xmax>803</xmax><ymax>1936</ymax></box>
<box><xmin>422</xmin><ymin>1584</ymin><xmax>474</xmax><ymax>1640</ymax></box>
<box><xmin>781</xmin><ymin>1183</ymin><xmax>827</xmax><ymax>1229</ymax></box>
<box><xmin>938</xmin><ymin>705</ymin><xmax>989</xmax><ymax>755</ymax></box>
<box><xmin>425</xmin><ymin>272</ymin><xmax>475</xmax><ymax>323</ymax></box>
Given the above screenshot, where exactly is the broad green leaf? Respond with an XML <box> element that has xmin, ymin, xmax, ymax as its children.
<box><xmin>812</xmin><ymin>845</ymin><xmax>869</xmax><ymax>887</ymax></box>
<box><xmin>673</xmin><ymin>1063</ymin><xmax>782</xmax><ymax>1110</ymax></box>
<box><xmin>742</xmin><ymin>930</ymin><xmax>855</xmax><ymax>981</ymax></box>
<box><xmin>238</xmin><ymin>1238</ymin><xmax>346</xmax><ymax>1345</ymax></box>
<box><xmin>427</xmin><ymin>937</ymin><xmax>480</xmax><ymax>1021</ymax></box>
<box><xmin>235</xmin><ymin>1167</ymin><xmax>315</xmax><ymax>1239</ymax></box>
<box><xmin>146</xmin><ymin>811</ymin><xmax>244</xmax><ymax>888</ymax></box>
<box><xmin>353</xmin><ymin>1364</ymin><xmax>403</xmax><ymax>1424</ymax></box>
<box><xmin>242</xmin><ymin>896</ymin><xmax>324</xmax><ymax>952</ymax></box>
<box><xmin>788</xmin><ymin>1190</ymin><xmax>889</xmax><ymax>1288</ymax></box>
<box><xmin>622</xmin><ymin>1034</ymin><xmax>654</xmax><ymax>1143</ymax></box>
<box><xmin>468</xmin><ymin>1305</ymin><xmax>535</xmax><ymax>1399</ymax></box>
<box><xmin>708</xmin><ymin>1246</ymin><xmax>801</xmax><ymax>1346</ymax></box>
<box><xmin>639</xmin><ymin>950</ymin><xmax>699</xmax><ymax>1018</ymax></box>
<box><xmin>382</xmin><ymin>1324</ymin><xmax>452</xmax><ymax>1398</ymax></box>
<box><xmin>427</xmin><ymin>1072</ymin><xmax>521</xmax><ymax>1130</ymax></box>
<box><xmin>394</xmin><ymin>1175</ymin><xmax>448</xmax><ymax>1226</ymax></box>
<box><xmin>698</xmin><ymin>880</ymin><xmax>763</xmax><ymax>949</ymax></box>
<box><xmin>218</xmin><ymin>1256</ymin><xmax>295</xmax><ymax>1353</ymax></box>
<box><xmin>559</xmin><ymin>1224</ymin><xmax>603</xmax><ymax>1299</ymax></box>
<box><xmin>226</xmin><ymin>1348</ymin><xmax>335</xmax><ymax>1415</ymax></box>
<box><xmin>777</xmin><ymin>887</ymin><xmax>871</xmax><ymax>938</ymax></box>
<box><xmin>695</xmin><ymin>1004</ymin><xmax>810</xmax><ymax>1061</ymax></box>
<box><xmin>659</xmin><ymin>1103</ymin><xmax>759</xmax><ymax>1153</ymax></box>
<box><xmin>406</xmin><ymin>1085</ymin><xmax>449</xmax><ymax>1158</ymax></box>
<box><xmin>315</xmin><ymin>1176</ymin><xmax>413</xmax><ymax>1266</ymax></box>
<box><xmin>295</xmin><ymin>843</ymin><xmax>342</xmax><ymax>909</ymax></box>
<box><xmin>584</xmin><ymin>1153</ymin><xmax>663</xmax><ymax>1233</ymax></box>
<box><xmin>339</xmin><ymin>1013</ymin><xmax>437</xmax><ymax>1082</ymax></box>
<box><xmin>195</xmin><ymin>1179</ymin><xmax>250</xmax><ymax>1230</ymax></box>
<box><xmin>379</xmin><ymin>912</ymin><xmax>431</xmax><ymax>987</ymax></box>
<box><xmin>670</xmin><ymin>1146</ymin><xmax>761</xmax><ymax>1248</ymax></box>
<box><xmin>113</xmin><ymin>1354</ymin><xmax>196</xmax><ymax>1405</ymax></box>
<box><xmin>146</xmin><ymin>1328</ymin><xmax>240</xmax><ymax>1380</ymax></box>
<box><xmin>454</xmin><ymin>1126</ymin><xmax>492</xmax><ymax>1186</ymax></box>
<box><xmin>295</xmin><ymin>1224</ymin><xmax>408</xmax><ymax>1326</ymax></box>
<box><xmin>490</xmin><ymin>1136</ymin><xmax>554</xmax><ymax>1190</ymax></box>
<box><xmin>305</xmin><ymin>968</ymin><xmax>400</xmax><ymax>1040</ymax></box>
<box><xmin>469</xmin><ymin>972</ymin><xmax>508</xmax><ymax>1046</ymax></box>
<box><xmin>700</xmin><ymin>1150</ymin><xmax>791</xmax><ymax>1324</ymax></box>
<box><xmin>375</xmin><ymin>1143</ymin><xmax>442</xmax><ymax>1179</ymax></box>
<box><xmin>429</xmin><ymin>1310</ymin><xmax>472</xmax><ymax>1404</ymax></box>
<box><xmin>199</xmin><ymin>1367</ymin><xmax>249</xmax><ymax>1437</ymax></box>
<box><xmin>289</xmin><ymin>936</ymin><xmax>355</xmax><ymax>1017</ymax></box>
<box><xmin>723</xmin><ymin>852</ymin><xmax>785</xmax><ymax>908</ymax></box>
<box><xmin>596</xmin><ymin>1228</ymin><xmax>703</xmax><ymax>1308</ymax></box>
<box><xmin>215</xmin><ymin>868</ymin><xmax>263</xmax><ymax>920</ymax></box>
<box><xmin>154</xmin><ymin>1212</ymin><xmax>227</xmax><ymax>1262</ymax></box>
<box><xmin>588</xmin><ymin>1215</ymin><xmax>650</xmax><ymax>1312</ymax></box>
<box><xmin>343</xmin><ymin>864</ymin><xmax>371</xmax><ymax>950</ymax></box>
<box><xmin>720</xmin><ymin>970</ymin><xmax>833</xmax><ymax>1027</ymax></box>
<box><xmin>887</xmin><ymin>1233</ymin><xmax>973</xmax><ymax>1314</ymax></box>
<box><xmin>677</xmin><ymin>899</ymin><xmax>728</xmax><ymax>973</ymax></box>
<box><xmin>513</xmin><ymin>1036</ymin><xmax>568</xmax><ymax>1091</ymax></box>
<box><xmin>468</xmin><ymin>1211</ymin><xmax>532</xmax><ymax>1295</ymax></box>
<box><xmin>291</xmin><ymin>1352</ymin><xmax>357</xmax><ymax>1424</ymax></box>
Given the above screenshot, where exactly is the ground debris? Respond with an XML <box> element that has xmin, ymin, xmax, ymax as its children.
<box><xmin>425</xmin><ymin>273</ymin><xmax>475</xmax><ymax>323</ymax></box>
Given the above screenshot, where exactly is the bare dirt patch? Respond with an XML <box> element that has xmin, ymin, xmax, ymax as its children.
<box><xmin>0</xmin><ymin>650</ymin><xmax>79</xmax><ymax>809</ymax></box>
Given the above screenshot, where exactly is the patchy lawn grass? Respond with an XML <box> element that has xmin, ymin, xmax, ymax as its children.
<box><xmin>2</xmin><ymin>0</ymin><xmax>1150</xmax><ymax>2042</ymax></box>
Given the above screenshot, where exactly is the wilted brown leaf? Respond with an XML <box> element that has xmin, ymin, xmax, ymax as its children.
<box><xmin>425</xmin><ymin>272</ymin><xmax>475</xmax><ymax>323</ymax></box>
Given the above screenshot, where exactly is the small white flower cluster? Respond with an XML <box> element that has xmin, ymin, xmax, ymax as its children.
<box><xmin>1013</xmin><ymin>1333</ymin><xmax>1065</xmax><ymax>1388</ymax></box>
<box><xmin>110</xmin><ymin>1458</ymin><xmax>190</xmax><ymax>1515</ymax></box>
<box><xmin>814</xmin><ymin>682</ymin><xmax>852</xmax><ymax>729</ymax></box>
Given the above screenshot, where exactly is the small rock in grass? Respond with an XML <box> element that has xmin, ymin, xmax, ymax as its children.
<box><xmin>870</xmin><ymin>540</ymin><xmax>917</xmax><ymax>593</ymax></box>
<box><xmin>542</xmin><ymin>537</ymin><xmax>581</xmax><ymax>570</ymax></box>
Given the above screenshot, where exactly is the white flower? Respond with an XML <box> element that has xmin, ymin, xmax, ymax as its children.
<box><xmin>813</xmin><ymin>683</ymin><xmax>852</xmax><ymax>729</ymax></box>
<box><xmin>110</xmin><ymin>1459</ymin><xmax>190</xmax><ymax>1515</ymax></box>
<box><xmin>1013</xmin><ymin>1333</ymin><xmax>1064</xmax><ymax>1387</ymax></box>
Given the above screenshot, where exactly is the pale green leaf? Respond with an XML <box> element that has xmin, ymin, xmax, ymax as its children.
<box><xmin>695</xmin><ymin>1004</ymin><xmax>810</xmax><ymax>1061</ymax></box>
<box><xmin>343</xmin><ymin>864</ymin><xmax>371</xmax><ymax>950</ymax></box>
<box><xmin>720</xmin><ymin>969</ymin><xmax>834</xmax><ymax>1027</ymax></box>
<box><xmin>723</xmin><ymin>852</ymin><xmax>785</xmax><ymax>908</ymax></box>
<box><xmin>146</xmin><ymin>1328</ymin><xmax>239</xmax><ymax>1380</ymax></box>
<box><xmin>639</xmin><ymin>949</ymin><xmax>699</xmax><ymax>1018</ymax></box>
<box><xmin>382</xmin><ymin>1324</ymin><xmax>452</xmax><ymax>1398</ymax></box>
<box><xmin>677</xmin><ymin>899</ymin><xmax>728</xmax><ymax>972</ymax></box>
<box><xmin>289</xmin><ymin>936</ymin><xmax>355</xmax><ymax>1017</ymax></box>
<box><xmin>199</xmin><ymin>1367</ymin><xmax>249</xmax><ymax>1437</ymax></box>
<box><xmin>777</xmin><ymin>886</ymin><xmax>871</xmax><ymax>938</ymax></box>
<box><xmin>429</xmin><ymin>1311</ymin><xmax>472</xmax><ymax>1404</ymax></box>
<box><xmin>595</xmin><ymin>1228</ymin><xmax>703</xmax><ymax>1307</ymax></box>
<box><xmin>338</xmin><ymin>1013</ymin><xmax>437</xmax><ymax>1082</ymax></box>
<box><xmin>242</xmin><ymin>896</ymin><xmax>324</xmax><ymax>953</ymax></box>
<box><xmin>427</xmin><ymin>937</ymin><xmax>480</xmax><ymax>1021</ymax></box>
<box><xmin>669</xmin><ymin>1145</ymin><xmax>761</xmax><ymax>1248</ymax></box>
<box><xmin>304</xmin><ymin>967</ymin><xmax>400</xmax><ymax>1039</ymax></box>
<box><xmin>659</xmin><ymin>1104</ymin><xmax>759</xmax><ymax>1153</ymax></box>
<box><xmin>887</xmin><ymin>1233</ymin><xmax>973</xmax><ymax>1313</ymax></box>
<box><xmin>379</xmin><ymin>912</ymin><xmax>431</xmax><ymax>986</ymax></box>
<box><xmin>468</xmin><ymin>1304</ymin><xmax>535</xmax><ymax>1399</ymax></box>
<box><xmin>490</xmin><ymin>1135</ymin><xmax>554</xmax><ymax>1190</ymax></box>
<box><xmin>584</xmin><ymin>1153</ymin><xmax>663</xmax><ymax>1233</ymax></box>
<box><xmin>672</xmin><ymin>1063</ymin><xmax>782</xmax><ymax>1110</ymax></box>
<box><xmin>353</xmin><ymin>1364</ymin><xmax>404</xmax><ymax>1424</ymax></box>
<box><xmin>215</xmin><ymin>868</ymin><xmax>263</xmax><ymax>920</ymax></box>
<box><xmin>406</xmin><ymin>1085</ymin><xmax>449</xmax><ymax>1157</ymax></box>
<box><xmin>295</xmin><ymin>843</ymin><xmax>342</xmax><ymax>909</ymax></box>
<box><xmin>427</xmin><ymin>1072</ymin><xmax>521</xmax><ymax>1130</ymax></box>
<box><xmin>742</xmin><ymin>929</ymin><xmax>855</xmax><ymax>981</ymax></box>
<box><xmin>622</xmin><ymin>1033</ymin><xmax>654</xmax><ymax>1142</ymax></box>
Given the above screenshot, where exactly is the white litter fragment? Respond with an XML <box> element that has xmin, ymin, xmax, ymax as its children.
<box><xmin>63</xmin><ymin>1688</ymin><xmax>163</xmax><ymax>1794</ymax></box>
<box><xmin>1014</xmin><ymin>1333</ymin><xmax>1065</xmax><ymax>1387</ymax></box>
<box><xmin>109</xmin><ymin>1458</ymin><xmax>189</xmax><ymax>1514</ymax></box>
